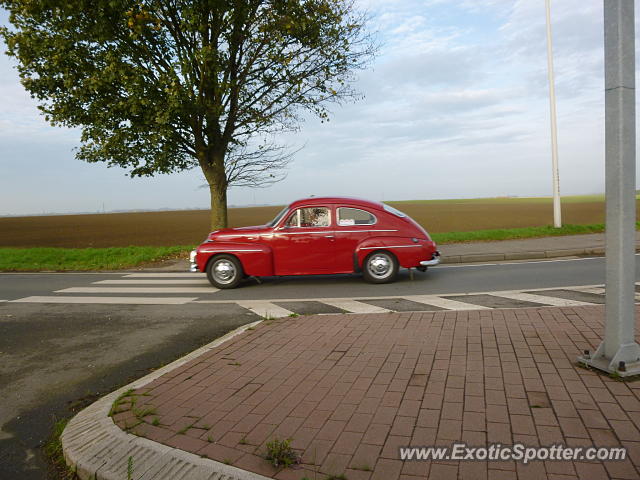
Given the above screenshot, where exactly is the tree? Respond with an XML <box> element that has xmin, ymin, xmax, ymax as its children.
<box><xmin>1</xmin><ymin>0</ymin><xmax>375</xmax><ymax>229</ymax></box>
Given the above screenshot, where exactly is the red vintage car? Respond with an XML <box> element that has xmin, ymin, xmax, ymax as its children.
<box><xmin>190</xmin><ymin>197</ymin><xmax>440</xmax><ymax>288</ymax></box>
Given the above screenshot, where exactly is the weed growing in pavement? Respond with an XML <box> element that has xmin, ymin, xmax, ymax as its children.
<box><xmin>132</xmin><ymin>405</ymin><xmax>157</xmax><ymax>419</ymax></box>
<box><xmin>265</xmin><ymin>437</ymin><xmax>300</xmax><ymax>468</ymax></box>
<box><xmin>288</xmin><ymin>313</ymin><xmax>299</xmax><ymax>318</ymax></box>
<box><xmin>239</xmin><ymin>436</ymin><xmax>248</xmax><ymax>445</ymax></box>
<box><xmin>177</xmin><ymin>422</ymin><xmax>196</xmax><ymax>435</ymax></box>
<box><xmin>151</xmin><ymin>417</ymin><xmax>160</xmax><ymax>426</ymax></box>
<box><xmin>222</xmin><ymin>458</ymin><xmax>233</xmax><ymax>465</ymax></box>
<box><xmin>207</xmin><ymin>435</ymin><xmax>214</xmax><ymax>443</ymax></box>
<box><xmin>127</xmin><ymin>456</ymin><xmax>134</xmax><ymax>480</ymax></box>
<box><xmin>124</xmin><ymin>419</ymin><xmax>143</xmax><ymax>432</ymax></box>
<box><xmin>352</xmin><ymin>464</ymin><xmax>372</xmax><ymax>471</ymax></box>
<box><xmin>577</xmin><ymin>361</ymin><xmax>640</xmax><ymax>381</ymax></box>
<box><xmin>45</xmin><ymin>417</ymin><xmax>78</xmax><ymax>479</ymax></box>
<box><xmin>324</xmin><ymin>475</ymin><xmax>347</xmax><ymax>480</ymax></box>
<box><xmin>109</xmin><ymin>389</ymin><xmax>136</xmax><ymax>417</ymax></box>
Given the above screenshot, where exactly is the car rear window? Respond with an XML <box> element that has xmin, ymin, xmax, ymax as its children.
<box><xmin>338</xmin><ymin>207</ymin><xmax>377</xmax><ymax>226</ymax></box>
<box><xmin>383</xmin><ymin>204</ymin><xmax>407</xmax><ymax>218</ymax></box>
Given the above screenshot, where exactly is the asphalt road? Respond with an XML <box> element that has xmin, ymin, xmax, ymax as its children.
<box><xmin>1</xmin><ymin>255</ymin><xmax>634</xmax><ymax>303</ymax></box>
<box><xmin>0</xmin><ymin>255</ymin><xmax>636</xmax><ymax>479</ymax></box>
<box><xmin>0</xmin><ymin>303</ymin><xmax>259</xmax><ymax>479</ymax></box>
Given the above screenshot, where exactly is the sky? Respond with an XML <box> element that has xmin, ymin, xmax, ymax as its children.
<box><xmin>0</xmin><ymin>0</ymin><xmax>636</xmax><ymax>216</ymax></box>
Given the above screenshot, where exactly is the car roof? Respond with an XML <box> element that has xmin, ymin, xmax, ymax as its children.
<box><xmin>288</xmin><ymin>196</ymin><xmax>386</xmax><ymax>211</ymax></box>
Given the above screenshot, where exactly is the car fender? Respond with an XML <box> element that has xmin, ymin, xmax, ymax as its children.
<box><xmin>355</xmin><ymin>236</ymin><xmax>431</xmax><ymax>269</ymax></box>
<box><xmin>196</xmin><ymin>242</ymin><xmax>274</xmax><ymax>276</ymax></box>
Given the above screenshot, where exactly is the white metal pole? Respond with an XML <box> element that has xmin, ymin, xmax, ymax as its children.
<box><xmin>545</xmin><ymin>0</ymin><xmax>562</xmax><ymax>228</ymax></box>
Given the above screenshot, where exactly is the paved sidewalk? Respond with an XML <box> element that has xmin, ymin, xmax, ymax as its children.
<box><xmin>66</xmin><ymin>305</ymin><xmax>640</xmax><ymax>480</ymax></box>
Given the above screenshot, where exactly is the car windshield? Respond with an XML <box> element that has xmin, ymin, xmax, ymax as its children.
<box><xmin>383</xmin><ymin>203</ymin><xmax>407</xmax><ymax>218</ymax></box>
<box><xmin>267</xmin><ymin>206</ymin><xmax>289</xmax><ymax>227</ymax></box>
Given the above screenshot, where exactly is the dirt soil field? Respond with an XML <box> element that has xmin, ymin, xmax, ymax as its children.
<box><xmin>0</xmin><ymin>198</ymin><xmax>632</xmax><ymax>248</ymax></box>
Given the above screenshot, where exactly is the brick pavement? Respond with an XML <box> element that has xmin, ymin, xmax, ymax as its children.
<box><xmin>112</xmin><ymin>306</ymin><xmax>640</xmax><ymax>479</ymax></box>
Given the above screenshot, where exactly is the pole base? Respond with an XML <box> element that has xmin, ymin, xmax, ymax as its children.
<box><xmin>578</xmin><ymin>341</ymin><xmax>640</xmax><ymax>377</ymax></box>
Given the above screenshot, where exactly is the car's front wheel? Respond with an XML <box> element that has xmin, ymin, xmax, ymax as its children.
<box><xmin>206</xmin><ymin>254</ymin><xmax>243</xmax><ymax>289</ymax></box>
<box><xmin>362</xmin><ymin>251</ymin><xmax>399</xmax><ymax>284</ymax></box>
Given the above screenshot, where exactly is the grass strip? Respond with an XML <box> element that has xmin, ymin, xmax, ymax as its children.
<box><xmin>431</xmin><ymin>222</ymin><xmax>640</xmax><ymax>244</ymax></box>
<box><xmin>1</xmin><ymin>222</ymin><xmax>639</xmax><ymax>271</ymax></box>
<box><xmin>0</xmin><ymin>245</ymin><xmax>192</xmax><ymax>271</ymax></box>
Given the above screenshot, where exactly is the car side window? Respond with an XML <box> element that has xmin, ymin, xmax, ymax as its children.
<box><xmin>285</xmin><ymin>207</ymin><xmax>330</xmax><ymax>227</ymax></box>
<box><xmin>285</xmin><ymin>210</ymin><xmax>299</xmax><ymax>227</ymax></box>
<box><xmin>337</xmin><ymin>207</ymin><xmax>376</xmax><ymax>226</ymax></box>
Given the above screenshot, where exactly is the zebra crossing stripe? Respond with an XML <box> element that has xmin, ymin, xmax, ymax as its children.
<box><xmin>573</xmin><ymin>287</ymin><xmax>606</xmax><ymax>295</ymax></box>
<box><xmin>493</xmin><ymin>291</ymin><xmax>595</xmax><ymax>306</ymax></box>
<box><xmin>408</xmin><ymin>295</ymin><xmax>491</xmax><ymax>310</ymax></box>
<box><xmin>321</xmin><ymin>299</ymin><xmax>392</xmax><ymax>314</ymax></box>
<box><xmin>236</xmin><ymin>301</ymin><xmax>294</xmax><ymax>318</ymax></box>
<box><xmin>93</xmin><ymin>279</ymin><xmax>211</xmax><ymax>285</ymax></box>
<box><xmin>123</xmin><ymin>273</ymin><xmax>205</xmax><ymax>278</ymax></box>
<box><xmin>56</xmin><ymin>287</ymin><xmax>215</xmax><ymax>294</ymax></box>
<box><xmin>10</xmin><ymin>296</ymin><xmax>197</xmax><ymax>305</ymax></box>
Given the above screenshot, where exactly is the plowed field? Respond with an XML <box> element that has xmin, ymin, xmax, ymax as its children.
<box><xmin>0</xmin><ymin>197</ymin><xmax>628</xmax><ymax>248</ymax></box>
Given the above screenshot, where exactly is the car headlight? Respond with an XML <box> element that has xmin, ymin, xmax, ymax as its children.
<box><xmin>189</xmin><ymin>250</ymin><xmax>197</xmax><ymax>263</ymax></box>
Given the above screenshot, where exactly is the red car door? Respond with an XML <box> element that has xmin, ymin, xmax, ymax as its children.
<box><xmin>332</xmin><ymin>206</ymin><xmax>377</xmax><ymax>272</ymax></box>
<box><xmin>271</xmin><ymin>206</ymin><xmax>336</xmax><ymax>275</ymax></box>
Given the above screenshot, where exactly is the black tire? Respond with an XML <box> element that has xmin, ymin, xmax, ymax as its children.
<box><xmin>362</xmin><ymin>251</ymin><xmax>399</xmax><ymax>284</ymax></box>
<box><xmin>206</xmin><ymin>254</ymin><xmax>243</xmax><ymax>289</ymax></box>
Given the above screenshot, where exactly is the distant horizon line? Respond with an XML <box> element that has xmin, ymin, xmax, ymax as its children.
<box><xmin>0</xmin><ymin>193</ymin><xmax>610</xmax><ymax>218</ymax></box>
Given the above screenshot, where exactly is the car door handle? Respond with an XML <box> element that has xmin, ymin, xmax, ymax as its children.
<box><xmin>325</xmin><ymin>235</ymin><xmax>335</xmax><ymax>238</ymax></box>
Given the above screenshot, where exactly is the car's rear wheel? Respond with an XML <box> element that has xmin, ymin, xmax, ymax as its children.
<box><xmin>362</xmin><ymin>251</ymin><xmax>399</xmax><ymax>284</ymax></box>
<box><xmin>206</xmin><ymin>254</ymin><xmax>243</xmax><ymax>289</ymax></box>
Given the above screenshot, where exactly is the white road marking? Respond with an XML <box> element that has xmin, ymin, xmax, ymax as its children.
<box><xmin>236</xmin><ymin>301</ymin><xmax>294</xmax><ymax>318</ymax></box>
<box><xmin>56</xmin><ymin>287</ymin><xmax>216</xmax><ymax>294</ymax></box>
<box><xmin>0</xmin><ymin>272</ymin><xmax>126</xmax><ymax>275</ymax></box>
<box><xmin>321</xmin><ymin>299</ymin><xmax>392</xmax><ymax>314</ymax></box>
<box><xmin>490</xmin><ymin>291</ymin><xmax>595</xmax><ymax>307</ymax></box>
<box><xmin>408</xmin><ymin>295</ymin><xmax>491</xmax><ymax>310</ymax></box>
<box><xmin>123</xmin><ymin>273</ymin><xmax>204</xmax><ymax>278</ymax></box>
<box><xmin>10</xmin><ymin>296</ymin><xmax>196</xmax><ymax>305</ymax></box>
<box><xmin>93</xmin><ymin>279</ymin><xmax>211</xmax><ymax>285</ymax></box>
<box><xmin>572</xmin><ymin>286</ymin><xmax>606</xmax><ymax>295</ymax></box>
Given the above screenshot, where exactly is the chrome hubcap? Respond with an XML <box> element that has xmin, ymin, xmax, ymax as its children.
<box><xmin>213</xmin><ymin>260</ymin><xmax>236</xmax><ymax>284</ymax></box>
<box><xmin>368</xmin><ymin>254</ymin><xmax>391</xmax><ymax>278</ymax></box>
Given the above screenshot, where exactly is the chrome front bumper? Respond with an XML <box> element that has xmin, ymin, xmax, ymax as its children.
<box><xmin>420</xmin><ymin>251</ymin><xmax>441</xmax><ymax>267</ymax></box>
<box><xmin>189</xmin><ymin>250</ymin><xmax>198</xmax><ymax>272</ymax></box>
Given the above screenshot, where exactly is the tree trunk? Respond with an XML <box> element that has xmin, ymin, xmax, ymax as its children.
<box><xmin>208</xmin><ymin>181</ymin><xmax>228</xmax><ymax>230</ymax></box>
<box><xmin>200</xmin><ymin>150</ymin><xmax>228</xmax><ymax>231</ymax></box>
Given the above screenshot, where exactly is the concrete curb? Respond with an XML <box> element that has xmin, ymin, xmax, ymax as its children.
<box><xmin>61</xmin><ymin>320</ymin><xmax>269</xmax><ymax>480</ymax></box>
<box><xmin>440</xmin><ymin>246</ymin><xmax>623</xmax><ymax>264</ymax></box>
